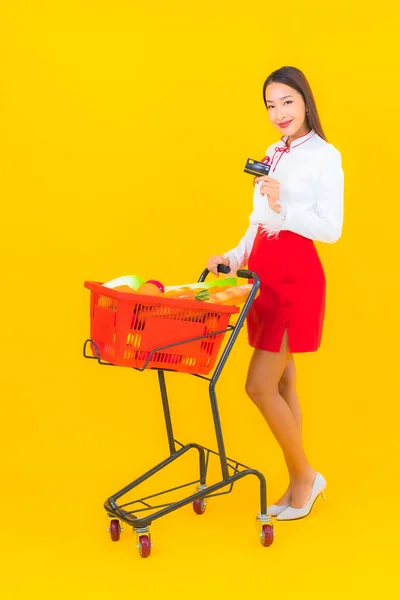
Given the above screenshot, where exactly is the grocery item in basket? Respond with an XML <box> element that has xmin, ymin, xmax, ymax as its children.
<box><xmin>114</xmin><ymin>285</ymin><xmax>137</xmax><ymax>293</ymax></box>
<box><xmin>206</xmin><ymin>284</ymin><xmax>235</xmax><ymax>295</ymax></box>
<box><xmin>102</xmin><ymin>274</ymin><xmax>145</xmax><ymax>290</ymax></box>
<box><xmin>146</xmin><ymin>279</ymin><xmax>165</xmax><ymax>293</ymax></box>
<box><xmin>163</xmin><ymin>287</ymin><xmax>210</xmax><ymax>301</ymax></box>
<box><xmin>137</xmin><ymin>282</ymin><xmax>163</xmax><ymax>296</ymax></box>
<box><xmin>207</xmin><ymin>284</ymin><xmax>258</xmax><ymax>306</ymax></box>
<box><xmin>163</xmin><ymin>277</ymin><xmax>237</xmax><ymax>293</ymax></box>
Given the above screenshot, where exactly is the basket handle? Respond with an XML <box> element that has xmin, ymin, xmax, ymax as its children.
<box><xmin>217</xmin><ymin>264</ymin><xmax>231</xmax><ymax>274</ymax></box>
<box><xmin>236</xmin><ymin>268</ymin><xmax>257</xmax><ymax>281</ymax></box>
<box><xmin>198</xmin><ymin>264</ymin><xmax>260</xmax><ymax>284</ymax></box>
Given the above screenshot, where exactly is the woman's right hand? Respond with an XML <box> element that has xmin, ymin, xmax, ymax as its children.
<box><xmin>206</xmin><ymin>255</ymin><xmax>230</xmax><ymax>277</ymax></box>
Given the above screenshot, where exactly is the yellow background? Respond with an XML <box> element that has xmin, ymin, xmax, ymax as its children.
<box><xmin>1</xmin><ymin>1</ymin><xmax>399</xmax><ymax>597</ymax></box>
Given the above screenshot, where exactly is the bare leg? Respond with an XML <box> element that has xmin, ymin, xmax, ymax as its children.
<box><xmin>273</xmin><ymin>356</ymin><xmax>303</xmax><ymax>505</ymax></box>
<box><xmin>279</xmin><ymin>356</ymin><xmax>302</xmax><ymax>431</ymax></box>
<box><xmin>245</xmin><ymin>331</ymin><xmax>316</xmax><ymax>508</ymax></box>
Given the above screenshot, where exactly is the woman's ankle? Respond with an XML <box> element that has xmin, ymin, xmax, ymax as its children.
<box><xmin>291</xmin><ymin>466</ymin><xmax>316</xmax><ymax>485</ymax></box>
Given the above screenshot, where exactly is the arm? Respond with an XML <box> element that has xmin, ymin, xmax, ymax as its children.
<box><xmin>282</xmin><ymin>147</ymin><xmax>344</xmax><ymax>243</ymax></box>
<box><xmin>220</xmin><ymin>145</ymin><xmax>275</xmax><ymax>273</ymax></box>
<box><xmin>222</xmin><ymin>222</ymin><xmax>258</xmax><ymax>274</ymax></box>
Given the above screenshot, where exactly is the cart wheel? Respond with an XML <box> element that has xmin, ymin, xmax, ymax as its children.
<box><xmin>260</xmin><ymin>524</ymin><xmax>274</xmax><ymax>547</ymax></box>
<box><xmin>109</xmin><ymin>519</ymin><xmax>121</xmax><ymax>542</ymax></box>
<box><xmin>138</xmin><ymin>535</ymin><xmax>151</xmax><ymax>558</ymax></box>
<box><xmin>193</xmin><ymin>499</ymin><xmax>206</xmax><ymax>515</ymax></box>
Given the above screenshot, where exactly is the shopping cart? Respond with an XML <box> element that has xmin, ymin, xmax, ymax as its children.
<box><xmin>83</xmin><ymin>265</ymin><xmax>274</xmax><ymax>558</ymax></box>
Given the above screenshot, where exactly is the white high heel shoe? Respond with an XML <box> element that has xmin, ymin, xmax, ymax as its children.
<box><xmin>277</xmin><ymin>473</ymin><xmax>327</xmax><ymax>521</ymax></box>
<box><xmin>267</xmin><ymin>503</ymin><xmax>290</xmax><ymax>517</ymax></box>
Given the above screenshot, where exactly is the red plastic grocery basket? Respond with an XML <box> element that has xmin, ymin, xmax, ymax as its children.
<box><xmin>84</xmin><ymin>281</ymin><xmax>240</xmax><ymax>375</ymax></box>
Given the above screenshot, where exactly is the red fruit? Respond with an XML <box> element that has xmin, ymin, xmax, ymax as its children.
<box><xmin>146</xmin><ymin>279</ymin><xmax>164</xmax><ymax>293</ymax></box>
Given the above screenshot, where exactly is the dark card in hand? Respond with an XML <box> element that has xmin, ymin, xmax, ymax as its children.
<box><xmin>244</xmin><ymin>158</ymin><xmax>271</xmax><ymax>177</ymax></box>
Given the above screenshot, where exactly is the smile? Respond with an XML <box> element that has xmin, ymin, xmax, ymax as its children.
<box><xmin>279</xmin><ymin>120</ymin><xmax>293</xmax><ymax>128</ymax></box>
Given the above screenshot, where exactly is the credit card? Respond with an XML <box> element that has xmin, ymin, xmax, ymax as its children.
<box><xmin>244</xmin><ymin>158</ymin><xmax>271</xmax><ymax>177</ymax></box>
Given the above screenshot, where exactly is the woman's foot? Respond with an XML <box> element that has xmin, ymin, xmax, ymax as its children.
<box><xmin>273</xmin><ymin>485</ymin><xmax>292</xmax><ymax>507</ymax></box>
<box><xmin>277</xmin><ymin>472</ymin><xmax>327</xmax><ymax>521</ymax></box>
<box><xmin>290</xmin><ymin>469</ymin><xmax>318</xmax><ymax>509</ymax></box>
<box><xmin>267</xmin><ymin>484</ymin><xmax>292</xmax><ymax>516</ymax></box>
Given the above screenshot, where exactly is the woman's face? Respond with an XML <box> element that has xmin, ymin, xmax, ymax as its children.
<box><xmin>265</xmin><ymin>82</ymin><xmax>309</xmax><ymax>140</ymax></box>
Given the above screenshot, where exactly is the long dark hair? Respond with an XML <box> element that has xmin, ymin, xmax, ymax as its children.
<box><xmin>263</xmin><ymin>66</ymin><xmax>328</xmax><ymax>142</ymax></box>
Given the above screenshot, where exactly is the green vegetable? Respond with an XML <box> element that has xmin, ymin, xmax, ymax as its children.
<box><xmin>164</xmin><ymin>277</ymin><xmax>237</xmax><ymax>292</ymax></box>
<box><xmin>195</xmin><ymin>289</ymin><xmax>210</xmax><ymax>301</ymax></box>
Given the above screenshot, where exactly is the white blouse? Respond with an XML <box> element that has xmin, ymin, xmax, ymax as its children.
<box><xmin>223</xmin><ymin>129</ymin><xmax>344</xmax><ymax>274</ymax></box>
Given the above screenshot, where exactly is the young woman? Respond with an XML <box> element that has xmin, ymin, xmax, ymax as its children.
<box><xmin>206</xmin><ymin>66</ymin><xmax>344</xmax><ymax>521</ymax></box>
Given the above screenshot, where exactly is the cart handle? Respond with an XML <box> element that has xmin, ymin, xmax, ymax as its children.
<box><xmin>198</xmin><ymin>264</ymin><xmax>260</xmax><ymax>285</ymax></box>
<box><xmin>236</xmin><ymin>268</ymin><xmax>258</xmax><ymax>281</ymax></box>
<box><xmin>197</xmin><ymin>263</ymin><xmax>260</xmax><ymax>322</ymax></box>
<box><xmin>196</xmin><ymin>263</ymin><xmax>260</xmax><ymax>386</ymax></box>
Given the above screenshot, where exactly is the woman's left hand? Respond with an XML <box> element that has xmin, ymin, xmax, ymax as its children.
<box><xmin>255</xmin><ymin>176</ymin><xmax>281</xmax><ymax>213</ymax></box>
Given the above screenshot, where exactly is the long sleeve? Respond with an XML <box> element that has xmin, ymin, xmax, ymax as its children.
<box><xmin>281</xmin><ymin>147</ymin><xmax>344</xmax><ymax>243</ymax></box>
<box><xmin>222</xmin><ymin>222</ymin><xmax>258</xmax><ymax>274</ymax></box>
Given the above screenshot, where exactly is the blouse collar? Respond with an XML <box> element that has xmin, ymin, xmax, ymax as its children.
<box><xmin>281</xmin><ymin>128</ymin><xmax>316</xmax><ymax>149</ymax></box>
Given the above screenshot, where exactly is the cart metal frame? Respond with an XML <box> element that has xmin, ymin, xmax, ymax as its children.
<box><xmin>83</xmin><ymin>267</ymin><xmax>273</xmax><ymax>556</ymax></box>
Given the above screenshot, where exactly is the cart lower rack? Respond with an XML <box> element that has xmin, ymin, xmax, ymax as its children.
<box><xmin>83</xmin><ymin>267</ymin><xmax>274</xmax><ymax>558</ymax></box>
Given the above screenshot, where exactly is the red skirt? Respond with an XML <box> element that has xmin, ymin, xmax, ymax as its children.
<box><xmin>247</xmin><ymin>227</ymin><xmax>326</xmax><ymax>353</ymax></box>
